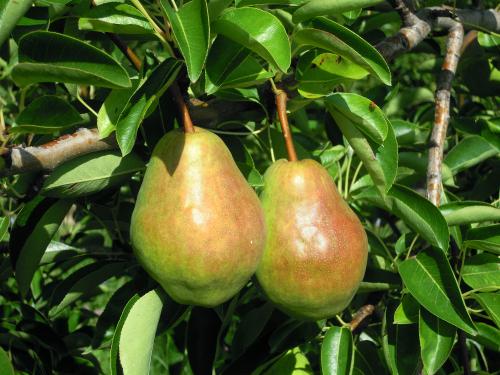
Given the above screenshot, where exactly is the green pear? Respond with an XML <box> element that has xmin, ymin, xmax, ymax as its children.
<box><xmin>256</xmin><ymin>159</ymin><xmax>368</xmax><ymax>320</ymax></box>
<box><xmin>130</xmin><ymin>127</ymin><xmax>265</xmax><ymax>307</ymax></box>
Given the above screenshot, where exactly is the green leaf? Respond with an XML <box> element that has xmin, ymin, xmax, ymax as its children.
<box><xmin>444</xmin><ymin>135</ymin><xmax>499</xmax><ymax>173</ymax></box>
<box><xmin>213</xmin><ymin>7</ymin><xmax>291</xmax><ymax>73</ymax></box>
<box><xmin>326</xmin><ymin>101</ymin><xmax>397</xmax><ymax>194</ymax></box>
<box><xmin>50</xmin><ymin>262</ymin><xmax>126</xmax><ymax>316</ymax></box>
<box><xmin>464</xmin><ymin>225</ymin><xmax>500</xmax><ymax>254</ymax></box>
<box><xmin>296</xmin><ymin>52</ymin><xmax>368</xmax><ymax>98</ymax></box>
<box><xmin>321</xmin><ymin>326</ymin><xmax>353</xmax><ymax>375</ymax></box>
<box><xmin>469</xmin><ymin>323</ymin><xmax>500</xmax><ymax>352</ymax></box>
<box><xmin>232</xmin><ymin>303</ymin><xmax>274</xmax><ymax>357</ymax></box>
<box><xmin>12</xmin><ymin>31</ymin><xmax>131</xmax><ymax>88</ymax></box>
<box><xmin>78</xmin><ymin>2</ymin><xmax>153</xmax><ymax>34</ymax></box>
<box><xmin>42</xmin><ymin>151</ymin><xmax>145</xmax><ymax>198</ymax></box>
<box><xmin>387</xmin><ymin>185</ymin><xmax>450</xmax><ymax>251</ymax></box>
<box><xmin>294</xmin><ymin>18</ymin><xmax>390</xmax><ymax>85</ymax></box>
<box><xmin>352</xmin><ymin>340</ymin><xmax>388</xmax><ymax>375</ymax></box>
<box><xmin>13</xmin><ymin>96</ymin><xmax>84</xmax><ymax>134</ymax></box>
<box><xmin>394</xmin><ymin>294</ymin><xmax>419</xmax><ymax>325</ymax></box>
<box><xmin>475</xmin><ymin>293</ymin><xmax>500</xmax><ymax>329</ymax></box>
<box><xmin>97</xmin><ymin>83</ymin><xmax>139</xmax><ymax>138</ymax></box>
<box><xmin>439</xmin><ymin>201</ymin><xmax>500</xmax><ymax>226</ymax></box>
<box><xmin>398</xmin><ymin>248</ymin><xmax>476</xmax><ymax>335</ymax></box>
<box><xmin>0</xmin><ymin>347</ymin><xmax>14</xmax><ymax>375</ymax></box>
<box><xmin>263</xmin><ymin>347</ymin><xmax>312</xmax><ymax>375</ymax></box>
<box><xmin>116</xmin><ymin>58</ymin><xmax>182</xmax><ymax>155</ymax></box>
<box><xmin>382</xmin><ymin>303</ymin><xmax>420</xmax><ymax>375</ymax></box>
<box><xmin>111</xmin><ymin>290</ymin><xmax>163</xmax><ymax>375</ymax></box>
<box><xmin>419</xmin><ymin>308</ymin><xmax>456</xmax><ymax>375</ymax></box>
<box><xmin>11</xmin><ymin>198</ymin><xmax>73</xmax><ymax>297</ymax></box>
<box><xmin>160</xmin><ymin>0</ymin><xmax>210</xmax><ymax>82</ymax></box>
<box><xmin>462</xmin><ymin>253</ymin><xmax>500</xmax><ymax>290</ymax></box>
<box><xmin>293</xmin><ymin>0</ymin><xmax>383</xmax><ymax>23</ymax></box>
<box><xmin>326</xmin><ymin>92</ymin><xmax>388</xmax><ymax>144</ymax></box>
<box><xmin>0</xmin><ymin>216</ymin><xmax>9</xmax><ymax>242</ymax></box>
<box><xmin>220</xmin><ymin>56</ymin><xmax>274</xmax><ymax>89</ymax></box>
<box><xmin>0</xmin><ymin>0</ymin><xmax>32</xmax><ymax>47</ymax></box>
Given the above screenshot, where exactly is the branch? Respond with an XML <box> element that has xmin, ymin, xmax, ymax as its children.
<box><xmin>376</xmin><ymin>8</ymin><xmax>499</xmax><ymax>61</ymax></box>
<box><xmin>349</xmin><ymin>304</ymin><xmax>375</xmax><ymax>332</ymax></box>
<box><xmin>274</xmin><ymin>89</ymin><xmax>298</xmax><ymax>162</ymax></box>
<box><xmin>427</xmin><ymin>21</ymin><xmax>464</xmax><ymax>206</ymax></box>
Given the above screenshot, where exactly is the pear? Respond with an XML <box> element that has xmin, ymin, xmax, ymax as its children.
<box><xmin>256</xmin><ymin>159</ymin><xmax>368</xmax><ymax>320</ymax></box>
<box><xmin>130</xmin><ymin>127</ymin><xmax>265</xmax><ymax>307</ymax></box>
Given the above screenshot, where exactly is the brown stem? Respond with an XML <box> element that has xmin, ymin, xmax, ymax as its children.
<box><xmin>426</xmin><ymin>21</ymin><xmax>464</xmax><ymax>206</ymax></box>
<box><xmin>461</xmin><ymin>30</ymin><xmax>478</xmax><ymax>54</ymax></box>
<box><xmin>274</xmin><ymin>89</ymin><xmax>297</xmax><ymax>162</ymax></box>
<box><xmin>349</xmin><ymin>304</ymin><xmax>375</xmax><ymax>332</ymax></box>
<box><xmin>106</xmin><ymin>33</ymin><xmax>142</xmax><ymax>71</ymax></box>
<box><xmin>170</xmin><ymin>82</ymin><xmax>195</xmax><ymax>133</ymax></box>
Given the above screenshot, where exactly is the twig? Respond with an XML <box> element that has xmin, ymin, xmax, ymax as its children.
<box><xmin>274</xmin><ymin>89</ymin><xmax>297</xmax><ymax>162</ymax></box>
<box><xmin>426</xmin><ymin>21</ymin><xmax>464</xmax><ymax>206</ymax></box>
<box><xmin>387</xmin><ymin>0</ymin><xmax>419</xmax><ymax>26</ymax></box>
<box><xmin>349</xmin><ymin>304</ymin><xmax>375</xmax><ymax>332</ymax></box>
<box><xmin>170</xmin><ymin>82</ymin><xmax>195</xmax><ymax>133</ymax></box>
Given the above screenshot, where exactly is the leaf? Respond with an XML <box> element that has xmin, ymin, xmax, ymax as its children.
<box><xmin>160</xmin><ymin>0</ymin><xmax>210</xmax><ymax>82</ymax></box>
<box><xmin>326</xmin><ymin>92</ymin><xmax>389</xmax><ymax>144</ymax></box>
<box><xmin>232</xmin><ymin>303</ymin><xmax>274</xmax><ymax>357</ymax></box>
<box><xmin>220</xmin><ymin>56</ymin><xmax>274</xmax><ymax>89</ymax></box>
<box><xmin>42</xmin><ymin>151</ymin><xmax>145</xmax><ymax>198</ymax></box>
<box><xmin>293</xmin><ymin>0</ymin><xmax>383</xmax><ymax>23</ymax></box>
<box><xmin>213</xmin><ymin>7</ymin><xmax>291</xmax><ymax>72</ymax></box>
<box><xmin>12</xmin><ymin>31</ymin><xmax>131</xmax><ymax>88</ymax></box>
<box><xmin>0</xmin><ymin>216</ymin><xmax>9</xmax><ymax>242</ymax></box>
<box><xmin>439</xmin><ymin>201</ymin><xmax>500</xmax><ymax>226</ymax></box>
<box><xmin>10</xmin><ymin>197</ymin><xmax>73</xmax><ymax>297</ymax></box>
<box><xmin>469</xmin><ymin>323</ymin><xmax>500</xmax><ymax>352</ymax></box>
<box><xmin>78</xmin><ymin>2</ymin><xmax>153</xmax><ymax>35</ymax></box>
<box><xmin>0</xmin><ymin>0</ymin><xmax>32</xmax><ymax>47</ymax></box>
<box><xmin>398</xmin><ymin>248</ymin><xmax>476</xmax><ymax>335</ymax></box>
<box><xmin>0</xmin><ymin>347</ymin><xmax>14</xmax><ymax>375</ymax></box>
<box><xmin>13</xmin><ymin>96</ymin><xmax>84</xmax><ymax>134</ymax></box>
<box><xmin>97</xmin><ymin>83</ymin><xmax>139</xmax><ymax>138</ymax></box>
<box><xmin>112</xmin><ymin>290</ymin><xmax>163</xmax><ymax>375</ymax></box>
<box><xmin>50</xmin><ymin>262</ymin><xmax>126</xmax><ymax>316</ymax></box>
<box><xmin>387</xmin><ymin>185</ymin><xmax>450</xmax><ymax>251</ymax></box>
<box><xmin>187</xmin><ymin>307</ymin><xmax>222</xmax><ymax>375</ymax></box>
<box><xmin>382</xmin><ymin>302</ymin><xmax>420</xmax><ymax>375</ymax></box>
<box><xmin>475</xmin><ymin>293</ymin><xmax>500</xmax><ymax>329</ymax></box>
<box><xmin>444</xmin><ymin>135</ymin><xmax>499</xmax><ymax>173</ymax></box>
<box><xmin>352</xmin><ymin>340</ymin><xmax>388</xmax><ymax>375</ymax></box>
<box><xmin>394</xmin><ymin>294</ymin><xmax>419</xmax><ymax>325</ymax></box>
<box><xmin>263</xmin><ymin>347</ymin><xmax>312</xmax><ymax>375</ymax></box>
<box><xmin>294</xmin><ymin>18</ymin><xmax>390</xmax><ymax>85</ymax></box>
<box><xmin>321</xmin><ymin>326</ymin><xmax>353</xmax><ymax>375</ymax></box>
<box><xmin>326</xmin><ymin>101</ymin><xmax>397</xmax><ymax>194</ymax></box>
<box><xmin>419</xmin><ymin>308</ymin><xmax>456</xmax><ymax>375</ymax></box>
<box><xmin>464</xmin><ymin>225</ymin><xmax>500</xmax><ymax>254</ymax></box>
<box><xmin>462</xmin><ymin>253</ymin><xmax>500</xmax><ymax>290</ymax></box>
<box><xmin>296</xmin><ymin>52</ymin><xmax>368</xmax><ymax>98</ymax></box>
<box><xmin>116</xmin><ymin>58</ymin><xmax>182</xmax><ymax>155</ymax></box>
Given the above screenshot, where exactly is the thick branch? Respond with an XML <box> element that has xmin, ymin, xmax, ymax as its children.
<box><xmin>427</xmin><ymin>22</ymin><xmax>464</xmax><ymax>206</ymax></box>
<box><xmin>376</xmin><ymin>8</ymin><xmax>499</xmax><ymax>61</ymax></box>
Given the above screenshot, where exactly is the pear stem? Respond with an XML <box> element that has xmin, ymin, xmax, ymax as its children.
<box><xmin>171</xmin><ymin>82</ymin><xmax>195</xmax><ymax>133</ymax></box>
<box><xmin>274</xmin><ymin>89</ymin><xmax>298</xmax><ymax>162</ymax></box>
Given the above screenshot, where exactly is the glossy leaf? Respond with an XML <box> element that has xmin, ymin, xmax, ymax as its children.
<box><xmin>112</xmin><ymin>290</ymin><xmax>163</xmax><ymax>375</ymax></box>
<box><xmin>475</xmin><ymin>293</ymin><xmax>500</xmax><ymax>329</ymax></box>
<box><xmin>321</xmin><ymin>326</ymin><xmax>353</xmax><ymax>375</ymax></box>
<box><xmin>13</xmin><ymin>96</ymin><xmax>84</xmax><ymax>134</ymax></box>
<box><xmin>219</xmin><ymin>56</ymin><xmax>274</xmax><ymax>89</ymax></box>
<box><xmin>160</xmin><ymin>0</ymin><xmax>210</xmax><ymax>82</ymax></box>
<box><xmin>352</xmin><ymin>340</ymin><xmax>388</xmax><ymax>375</ymax></box>
<box><xmin>294</xmin><ymin>18</ymin><xmax>390</xmax><ymax>85</ymax></box>
<box><xmin>462</xmin><ymin>253</ymin><xmax>500</xmax><ymax>290</ymax></box>
<box><xmin>0</xmin><ymin>216</ymin><xmax>9</xmax><ymax>242</ymax></box>
<box><xmin>78</xmin><ymin>2</ymin><xmax>153</xmax><ymax>34</ymax></box>
<box><xmin>293</xmin><ymin>0</ymin><xmax>383</xmax><ymax>22</ymax></box>
<box><xmin>232</xmin><ymin>303</ymin><xmax>274</xmax><ymax>357</ymax></box>
<box><xmin>440</xmin><ymin>201</ymin><xmax>500</xmax><ymax>226</ymax></box>
<box><xmin>10</xmin><ymin>197</ymin><xmax>73</xmax><ymax>297</ymax></box>
<box><xmin>213</xmin><ymin>7</ymin><xmax>291</xmax><ymax>72</ymax></box>
<box><xmin>42</xmin><ymin>151</ymin><xmax>145</xmax><ymax>198</ymax></box>
<box><xmin>326</xmin><ymin>92</ymin><xmax>389</xmax><ymax>144</ymax></box>
<box><xmin>264</xmin><ymin>347</ymin><xmax>313</xmax><ymax>375</ymax></box>
<box><xmin>464</xmin><ymin>225</ymin><xmax>500</xmax><ymax>254</ymax></box>
<box><xmin>419</xmin><ymin>308</ymin><xmax>456</xmax><ymax>375</ymax></box>
<box><xmin>12</xmin><ymin>31</ymin><xmax>131</xmax><ymax>88</ymax></box>
<box><xmin>116</xmin><ymin>58</ymin><xmax>182</xmax><ymax>155</ymax></box>
<box><xmin>0</xmin><ymin>0</ymin><xmax>32</xmax><ymax>47</ymax></box>
<box><xmin>326</xmin><ymin>100</ymin><xmax>397</xmax><ymax>194</ymax></box>
<box><xmin>444</xmin><ymin>135</ymin><xmax>499</xmax><ymax>173</ymax></box>
<box><xmin>382</xmin><ymin>303</ymin><xmax>420</xmax><ymax>375</ymax></box>
<box><xmin>398</xmin><ymin>248</ymin><xmax>476</xmax><ymax>335</ymax></box>
<box><xmin>469</xmin><ymin>323</ymin><xmax>500</xmax><ymax>352</ymax></box>
<box><xmin>394</xmin><ymin>294</ymin><xmax>419</xmax><ymax>325</ymax></box>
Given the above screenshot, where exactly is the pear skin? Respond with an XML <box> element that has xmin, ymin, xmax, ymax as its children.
<box><xmin>130</xmin><ymin>127</ymin><xmax>265</xmax><ymax>307</ymax></box>
<box><xmin>256</xmin><ymin>159</ymin><xmax>368</xmax><ymax>320</ymax></box>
